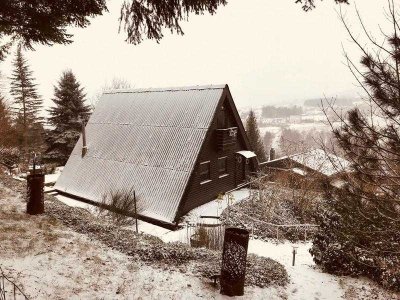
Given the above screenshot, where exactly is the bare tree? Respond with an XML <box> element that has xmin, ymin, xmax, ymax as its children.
<box><xmin>311</xmin><ymin>2</ymin><xmax>400</xmax><ymax>291</ymax></box>
<box><xmin>90</xmin><ymin>77</ymin><xmax>133</xmax><ymax>108</ymax></box>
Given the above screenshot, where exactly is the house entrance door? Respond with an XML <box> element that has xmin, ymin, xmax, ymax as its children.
<box><xmin>235</xmin><ymin>154</ymin><xmax>246</xmax><ymax>186</ymax></box>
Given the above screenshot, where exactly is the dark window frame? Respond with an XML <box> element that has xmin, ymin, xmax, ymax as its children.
<box><xmin>199</xmin><ymin>161</ymin><xmax>211</xmax><ymax>183</ymax></box>
<box><xmin>218</xmin><ymin>156</ymin><xmax>228</xmax><ymax>177</ymax></box>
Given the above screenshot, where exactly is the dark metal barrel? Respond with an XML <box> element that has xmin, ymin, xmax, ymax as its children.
<box><xmin>220</xmin><ymin>227</ymin><xmax>250</xmax><ymax>296</ymax></box>
<box><xmin>26</xmin><ymin>173</ymin><xmax>44</xmax><ymax>215</ymax></box>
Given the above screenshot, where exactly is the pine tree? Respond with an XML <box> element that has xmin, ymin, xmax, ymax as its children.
<box><xmin>245</xmin><ymin>110</ymin><xmax>267</xmax><ymax>162</ymax></box>
<box><xmin>45</xmin><ymin>70</ymin><xmax>91</xmax><ymax>165</ymax></box>
<box><xmin>0</xmin><ymin>95</ymin><xmax>13</xmax><ymax>146</ymax></box>
<box><xmin>310</xmin><ymin>2</ymin><xmax>400</xmax><ymax>291</ymax></box>
<box><xmin>0</xmin><ymin>95</ymin><xmax>20</xmax><ymax>172</ymax></box>
<box><xmin>9</xmin><ymin>44</ymin><xmax>44</xmax><ymax>157</ymax></box>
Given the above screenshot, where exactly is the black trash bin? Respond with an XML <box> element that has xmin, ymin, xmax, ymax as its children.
<box><xmin>27</xmin><ymin>173</ymin><xmax>45</xmax><ymax>215</ymax></box>
<box><xmin>220</xmin><ymin>227</ymin><xmax>250</xmax><ymax>296</ymax></box>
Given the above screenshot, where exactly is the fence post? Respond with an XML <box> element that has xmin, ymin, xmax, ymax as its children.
<box><xmin>220</xmin><ymin>227</ymin><xmax>250</xmax><ymax>296</ymax></box>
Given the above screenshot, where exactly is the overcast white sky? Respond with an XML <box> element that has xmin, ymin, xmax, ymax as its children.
<box><xmin>0</xmin><ymin>0</ymin><xmax>390</xmax><ymax>109</ymax></box>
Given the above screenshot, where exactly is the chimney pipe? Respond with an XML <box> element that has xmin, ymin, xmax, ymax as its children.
<box><xmin>269</xmin><ymin>148</ymin><xmax>275</xmax><ymax>161</ymax></box>
<box><xmin>81</xmin><ymin>120</ymin><xmax>88</xmax><ymax>157</ymax></box>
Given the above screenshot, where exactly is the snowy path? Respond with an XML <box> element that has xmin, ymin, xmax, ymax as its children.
<box><xmin>248</xmin><ymin>239</ymin><xmax>399</xmax><ymax>300</ymax></box>
<box><xmin>249</xmin><ymin>240</ymin><xmax>342</xmax><ymax>300</ymax></box>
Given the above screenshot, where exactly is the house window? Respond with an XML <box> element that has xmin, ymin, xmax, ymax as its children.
<box><xmin>217</xmin><ymin>105</ymin><xmax>227</xmax><ymax>128</ymax></box>
<box><xmin>218</xmin><ymin>157</ymin><xmax>228</xmax><ymax>177</ymax></box>
<box><xmin>199</xmin><ymin>161</ymin><xmax>211</xmax><ymax>183</ymax></box>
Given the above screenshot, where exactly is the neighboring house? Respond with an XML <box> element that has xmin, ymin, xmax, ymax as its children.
<box><xmin>55</xmin><ymin>84</ymin><xmax>257</xmax><ymax>228</ymax></box>
<box><xmin>260</xmin><ymin>148</ymin><xmax>350</xmax><ymax>186</ymax></box>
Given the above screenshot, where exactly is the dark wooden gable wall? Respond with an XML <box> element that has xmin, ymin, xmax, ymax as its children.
<box><xmin>175</xmin><ymin>86</ymin><xmax>255</xmax><ymax>221</ymax></box>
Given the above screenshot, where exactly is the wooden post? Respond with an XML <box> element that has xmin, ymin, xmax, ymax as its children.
<box><xmin>32</xmin><ymin>152</ymin><xmax>36</xmax><ymax>175</ymax></box>
<box><xmin>292</xmin><ymin>248</ymin><xmax>296</xmax><ymax>266</ymax></box>
<box><xmin>81</xmin><ymin>120</ymin><xmax>87</xmax><ymax>157</ymax></box>
<box><xmin>292</xmin><ymin>246</ymin><xmax>298</xmax><ymax>266</ymax></box>
<box><xmin>186</xmin><ymin>222</ymin><xmax>189</xmax><ymax>244</ymax></box>
<box><xmin>134</xmin><ymin>190</ymin><xmax>138</xmax><ymax>233</ymax></box>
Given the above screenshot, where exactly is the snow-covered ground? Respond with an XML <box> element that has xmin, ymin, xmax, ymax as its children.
<box><xmin>12</xmin><ymin>167</ymin><xmax>62</xmax><ymax>187</ymax></box>
<box><xmin>55</xmin><ymin>188</ymin><xmax>251</xmax><ymax>244</ymax></box>
<box><xmin>1</xmin><ymin>180</ymin><xmax>277</xmax><ymax>299</ymax></box>
<box><xmin>186</xmin><ymin>189</ymin><xmax>250</xmax><ymax>220</ymax></box>
<box><xmin>51</xmin><ymin>191</ymin><xmax>400</xmax><ymax>299</ymax></box>
<box><xmin>250</xmin><ymin>240</ymin><xmax>341</xmax><ymax>300</ymax></box>
<box><xmin>249</xmin><ymin>240</ymin><xmax>399</xmax><ymax>300</ymax></box>
<box><xmin>1</xmin><ymin>178</ymin><xmax>399</xmax><ymax>299</ymax></box>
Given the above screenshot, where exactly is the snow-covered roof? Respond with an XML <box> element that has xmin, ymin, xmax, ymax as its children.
<box><xmin>236</xmin><ymin>150</ymin><xmax>257</xmax><ymax>158</ymax></box>
<box><xmin>55</xmin><ymin>85</ymin><xmax>227</xmax><ymax>224</ymax></box>
<box><xmin>268</xmin><ymin>149</ymin><xmax>350</xmax><ymax>176</ymax></box>
<box><xmin>292</xmin><ymin>167</ymin><xmax>307</xmax><ymax>176</ymax></box>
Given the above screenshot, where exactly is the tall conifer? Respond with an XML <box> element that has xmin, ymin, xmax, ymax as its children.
<box><xmin>0</xmin><ymin>95</ymin><xmax>13</xmax><ymax>146</ymax></box>
<box><xmin>45</xmin><ymin>70</ymin><xmax>91</xmax><ymax>164</ymax></box>
<box><xmin>245</xmin><ymin>110</ymin><xmax>267</xmax><ymax>162</ymax></box>
<box><xmin>9</xmin><ymin>44</ymin><xmax>44</xmax><ymax>157</ymax></box>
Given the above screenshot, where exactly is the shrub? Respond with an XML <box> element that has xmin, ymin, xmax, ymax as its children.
<box><xmin>98</xmin><ymin>187</ymin><xmax>143</xmax><ymax>227</ymax></box>
<box><xmin>310</xmin><ymin>188</ymin><xmax>400</xmax><ymax>292</ymax></box>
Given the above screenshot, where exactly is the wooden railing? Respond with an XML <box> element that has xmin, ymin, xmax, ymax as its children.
<box><xmin>215</xmin><ymin>127</ymin><xmax>237</xmax><ymax>151</ymax></box>
<box><xmin>0</xmin><ymin>267</ymin><xmax>29</xmax><ymax>300</ymax></box>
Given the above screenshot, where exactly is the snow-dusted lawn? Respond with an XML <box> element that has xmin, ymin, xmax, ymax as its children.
<box><xmin>249</xmin><ymin>240</ymin><xmax>341</xmax><ymax>300</ymax></box>
<box><xmin>52</xmin><ymin>192</ymin><xmax>400</xmax><ymax>300</ymax></box>
<box><xmin>0</xmin><ymin>181</ymin><xmax>283</xmax><ymax>299</ymax></box>
<box><xmin>248</xmin><ymin>240</ymin><xmax>399</xmax><ymax>300</ymax></box>
<box><xmin>3</xmin><ymin>180</ymin><xmax>398</xmax><ymax>299</ymax></box>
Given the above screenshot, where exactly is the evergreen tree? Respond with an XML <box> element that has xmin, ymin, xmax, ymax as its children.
<box><xmin>245</xmin><ymin>110</ymin><xmax>267</xmax><ymax>162</ymax></box>
<box><xmin>310</xmin><ymin>3</ymin><xmax>400</xmax><ymax>291</ymax></box>
<box><xmin>9</xmin><ymin>44</ymin><xmax>44</xmax><ymax>157</ymax></box>
<box><xmin>0</xmin><ymin>95</ymin><xmax>13</xmax><ymax>146</ymax></box>
<box><xmin>0</xmin><ymin>95</ymin><xmax>20</xmax><ymax>172</ymax></box>
<box><xmin>45</xmin><ymin>70</ymin><xmax>91</xmax><ymax>165</ymax></box>
<box><xmin>0</xmin><ymin>0</ymin><xmax>349</xmax><ymax>60</ymax></box>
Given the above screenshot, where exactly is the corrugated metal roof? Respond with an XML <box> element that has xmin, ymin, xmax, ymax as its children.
<box><xmin>55</xmin><ymin>85</ymin><xmax>226</xmax><ymax>223</ymax></box>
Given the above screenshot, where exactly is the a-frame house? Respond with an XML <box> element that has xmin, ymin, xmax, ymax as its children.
<box><xmin>55</xmin><ymin>84</ymin><xmax>257</xmax><ymax>228</ymax></box>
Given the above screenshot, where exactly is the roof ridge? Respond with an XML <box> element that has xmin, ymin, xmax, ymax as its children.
<box><xmin>103</xmin><ymin>84</ymin><xmax>227</xmax><ymax>94</ymax></box>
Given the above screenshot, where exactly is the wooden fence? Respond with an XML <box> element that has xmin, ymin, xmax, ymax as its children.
<box><xmin>0</xmin><ymin>267</ymin><xmax>29</xmax><ymax>300</ymax></box>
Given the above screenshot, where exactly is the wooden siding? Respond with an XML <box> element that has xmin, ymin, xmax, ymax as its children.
<box><xmin>176</xmin><ymin>94</ymin><xmax>254</xmax><ymax>219</ymax></box>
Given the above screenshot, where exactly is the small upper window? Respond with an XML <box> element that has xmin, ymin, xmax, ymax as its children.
<box><xmin>218</xmin><ymin>157</ymin><xmax>228</xmax><ymax>176</ymax></box>
<box><xmin>199</xmin><ymin>161</ymin><xmax>211</xmax><ymax>183</ymax></box>
<box><xmin>217</xmin><ymin>105</ymin><xmax>227</xmax><ymax>128</ymax></box>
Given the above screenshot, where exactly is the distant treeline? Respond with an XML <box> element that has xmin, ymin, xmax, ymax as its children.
<box><xmin>304</xmin><ymin>98</ymin><xmax>356</xmax><ymax>107</ymax></box>
<box><xmin>261</xmin><ymin>105</ymin><xmax>303</xmax><ymax>118</ymax></box>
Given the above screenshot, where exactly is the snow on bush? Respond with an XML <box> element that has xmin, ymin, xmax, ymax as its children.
<box><xmin>43</xmin><ymin>195</ymin><xmax>289</xmax><ymax>288</ymax></box>
<box><xmin>310</xmin><ymin>195</ymin><xmax>400</xmax><ymax>292</ymax></box>
<box><xmin>221</xmin><ymin>183</ymin><xmax>320</xmax><ymax>242</ymax></box>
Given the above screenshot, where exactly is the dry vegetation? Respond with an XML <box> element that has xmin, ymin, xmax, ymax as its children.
<box><xmin>0</xmin><ymin>176</ymin><xmax>289</xmax><ymax>299</ymax></box>
<box><xmin>221</xmin><ymin>178</ymin><xmax>323</xmax><ymax>242</ymax></box>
